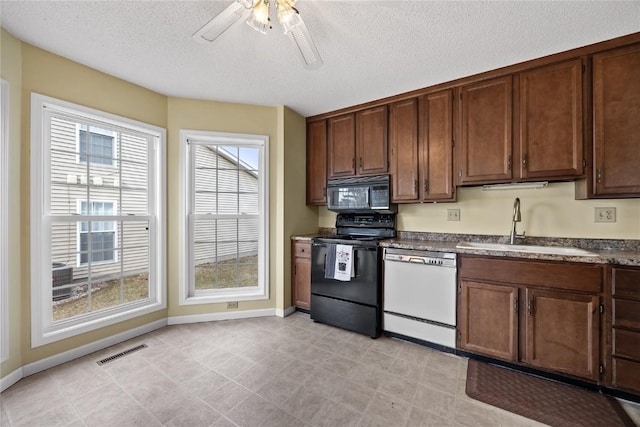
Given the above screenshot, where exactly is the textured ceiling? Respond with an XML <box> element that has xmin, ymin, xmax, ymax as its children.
<box><xmin>1</xmin><ymin>1</ymin><xmax>639</xmax><ymax>117</ymax></box>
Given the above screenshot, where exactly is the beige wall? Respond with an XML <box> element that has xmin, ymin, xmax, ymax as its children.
<box><xmin>166</xmin><ymin>97</ymin><xmax>279</xmax><ymax>316</ymax></box>
<box><xmin>0</xmin><ymin>34</ymin><xmax>313</xmax><ymax>375</ymax></box>
<box><xmin>319</xmin><ymin>182</ymin><xmax>640</xmax><ymax>239</ymax></box>
<box><xmin>16</xmin><ymin>43</ymin><xmax>170</xmax><ymax>365</ymax></box>
<box><xmin>1</xmin><ymin>29</ymin><xmax>24</xmax><ymax>376</ymax></box>
<box><xmin>281</xmin><ymin>106</ymin><xmax>319</xmax><ymax>309</ymax></box>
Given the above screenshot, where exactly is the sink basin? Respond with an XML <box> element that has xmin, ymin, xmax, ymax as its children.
<box><xmin>456</xmin><ymin>241</ymin><xmax>598</xmax><ymax>257</ymax></box>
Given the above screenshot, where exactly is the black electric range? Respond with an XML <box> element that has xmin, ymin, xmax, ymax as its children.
<box><xmin>310</xmin><ymin>213</ymin><xmax>396</xmax><ymax>338</ymax></box>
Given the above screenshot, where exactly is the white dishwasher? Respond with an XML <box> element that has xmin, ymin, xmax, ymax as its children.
<box><xmin>383</xmin><ymin>248</ymin><xmax>457</xmax><ymax>349</ymax></box>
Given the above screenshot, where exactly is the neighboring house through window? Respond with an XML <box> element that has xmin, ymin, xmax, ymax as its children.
<box><xmin>77</xmin><ymin>200</ymin><xmax>117</xmax><ymax>266</ymax></box>
<box><xmin>30</xmin><ymin>93</ymin><xmax>166</xmax><ymax>347</ymax></box>
<box><xmin>180</xmin><ymin>130</ymin><xmax>269</xmax><ymax>304</ymax></box>
<box><xmin>77</xmin><ymin>124</ymin><xmax>115</xmax><ymax>167</ymax></box>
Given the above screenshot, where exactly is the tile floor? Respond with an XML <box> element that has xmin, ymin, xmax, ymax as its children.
<box><xmin>2</xmin><ymin>312</ymin><xmax>639</xmax><ymax>427</ymax></box>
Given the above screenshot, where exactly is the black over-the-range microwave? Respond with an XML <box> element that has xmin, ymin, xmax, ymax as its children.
<box><xmin>326</xmin><ymin>174</ymin><xmax>396</xmax><ymax>213</ymax></box>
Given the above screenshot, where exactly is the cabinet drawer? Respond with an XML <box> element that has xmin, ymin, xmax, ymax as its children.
<box><xmin>294</xmin><ymin>242</ymin><xmax>312</xmax><ymax>259</ymax></box>
<box><xmin>612</xmin><ymin>267</ymin><xmax>640</xmax><ymax>300</ymax></box>
<box><xmin>612</xmin><ymin>357</ymin><xmax>640</xmax><ymax>393</ymax></box>
<box><xmin>460</xmin><ymin>257</ymin><xmax>602</xmax><ymax>293</ymax></box>
<box><xmin>613</xmin><ymin>299</ymin><xmax>640</xmax><ymax>330</ymax></box>
<box><xmin>613</xmin><ymin>329</ymin><xmax>640</xmax><ymax>360</ymax></box>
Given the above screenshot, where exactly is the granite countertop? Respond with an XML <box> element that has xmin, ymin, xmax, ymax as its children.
<box><xmin>292</xmin><ymin>231</ymin><xmax>640</xmax><ymax>266</ymax></box>
<box><xmin>383</xmin><ymin>232</ymin><xmax>640</xmax><ymax>266</ymax></box>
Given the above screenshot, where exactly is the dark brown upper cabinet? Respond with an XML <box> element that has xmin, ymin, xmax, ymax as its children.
<box><xmin>389</xmin><ymin>93</ymin><xmax>455</xmax><ymax>203</ymax></box>
<box><xmin>591</xmin><ymin>44</ymin><xmax>640</xmax><ymax>197</ymax></box>
<box><xmin>327</xmin><ymin>114</ymin><xmax>356</xmax><ymax>178</ymax></box>
<box><xmin>459</xmin><ymin>76</ymin><xmax>513</xmax><ymax>184</ymax></box>
<box><xmin>519</xmin><ymin>59</ymin><xmax>584</xmax><ymax>179</ymax></box>
<box><xmin>356</xmin><ymin>106</ymin><xmax>388</xmax><ymax>176</ymax></box>
<box><xmin>327</xmin><ymin>106</ymin><xmax>388</xmax><ymax>179</ymax></box>
<box><xmin>306</xmin><ymin>120</ymin><xmax>327</xmax><ymax>205</ymax></box>
<box><xmin>389</xmin><ymin>98</ymin><xmax>419</xmax><ymax>201</ymax></box>
<box><xmin>419</xmin><ymin>90</ymin><xmax>455</xmax><ymax>201</ymax></box>
<box><xmin>459</xmin><ymin>60</ymin><xmax>586</xmax><ymax>185</ymax></box>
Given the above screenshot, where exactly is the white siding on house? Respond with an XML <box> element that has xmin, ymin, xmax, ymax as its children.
<box><xmin>49</xmin><ymin>116</ymin><xmax>150</xmax><ymax>284</ymax></box>
<box><xmin>192</xmin><ymin>145</ymin><xmax>259</xmax><ymax>268</ymax></box>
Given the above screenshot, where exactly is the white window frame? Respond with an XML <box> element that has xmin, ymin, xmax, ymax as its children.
<box><xmin>30</xmin><ymin>93</ymin><xmax>166</xmax><ymax>347</ymax></box>
<box><xmin>1</xmin><ymin>79</ymin><xmax>9</xmax><ymax>362</ymax></box>
<box><xmin>76</xmin><ymin>199</ymin><xmax>118</xmax><ymax>267</ymax></box>
<box><xmin>179</xmin><ymin>129</ymin><xmax>269</xmax><ymax>305</ymax></box>
<box><xmin>75</xmin><ymin>123</ymin><xmax>116</xmax><ymax>168</ymax></box>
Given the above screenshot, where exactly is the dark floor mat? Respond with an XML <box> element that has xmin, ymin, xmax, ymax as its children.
<box><xmin>465</xmin><ymin>359</ymin><xmax>636</xmax><ymax>427</ymax></box>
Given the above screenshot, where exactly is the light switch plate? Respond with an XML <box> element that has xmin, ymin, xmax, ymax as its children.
<box><xmin>447</xmin><ymin>209</ymin><xmax>461</xmax><ymax>221</ymax></box>
<box><xmin>594</xmin><ymin>207</ymin><xmax>616</xmax><ymax>223</ymax></box>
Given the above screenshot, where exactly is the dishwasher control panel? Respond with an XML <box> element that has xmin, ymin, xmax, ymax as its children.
<box><xmin>384</xmin><ymin>249</ymin><xmax>456</xmax><ymax>268</ymax></box>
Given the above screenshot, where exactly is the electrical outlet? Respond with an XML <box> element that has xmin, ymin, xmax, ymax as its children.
<box><xmin>447</xmin><ymin>209</ymin><xmax>461</xmax><ymax>221</ymax></box>
<box><xmin>227</xmin><ymin>301</ymin><xmax>238</xmax><ymax>309</ymax></box>
<box><xmin>594</xmin><ymin>207</ymin><xmax>616</xmax><ymax>223</ymax></box>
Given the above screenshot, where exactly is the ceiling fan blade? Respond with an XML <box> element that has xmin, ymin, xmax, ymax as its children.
<box><xmin>286</xmin><ymin>15</ymin><xmax>323</xmax><ymax>69</ymax></box>
<box><xmin>193</xmin><ymin>1</ymin><xmax>248</xmax><ymax>44</ymax></box>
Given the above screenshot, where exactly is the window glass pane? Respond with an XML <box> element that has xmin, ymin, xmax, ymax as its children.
<box><xmin>120</xmin><ymin>158</ymin><xmax>148</xmax><ymax>215</ymax></box>
<box><xmin>188</xmin><ymin>136</ymin><xmax>264</xmax><ymax>298</ymax></box>
<box><xmin>120</xmin><ymin>221</ymin><xmax>150</xmax><ymax>304</ymax></box>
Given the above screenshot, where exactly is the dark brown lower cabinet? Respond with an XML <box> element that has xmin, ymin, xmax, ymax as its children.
<box><xmin>526</xmin><ymin>289</ymin><xmax>600</xmax><ymax>381</ymax></box>
<box><xmin>610</xmin><ymin>266</ymin><xmax>640</xmax><ymax>394</ymax></box>
<box><xmin>292</xmin><ymin>241</ymin><xmax>311</xmax><ymax>310</ymax></box>
<box><xmin>458</xmin><ymin>255</ymin><xmax>604</xmax><ymax>383</ymax></box>
<box><xmin>458</xmin><ymin>280</ymin><xmax>518</xmax><ymax>361</ymax></box>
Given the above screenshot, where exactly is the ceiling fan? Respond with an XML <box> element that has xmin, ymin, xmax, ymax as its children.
<box><xmin>193</xmin><ymin>0</ymin><xmax>323</xmax><ymax>69</ymax></box>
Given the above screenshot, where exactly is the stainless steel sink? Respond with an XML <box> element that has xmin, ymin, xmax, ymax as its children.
<box><xmin>455</xmin><ymin>241</ymin><xmax>598</xmax><ymax>257</ymax></box>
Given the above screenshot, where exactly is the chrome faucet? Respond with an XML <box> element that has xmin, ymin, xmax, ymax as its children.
<box><xmin>509</xmin><ymin>197</ymin><xmax>525</xmax><ymax>244</ymax></box>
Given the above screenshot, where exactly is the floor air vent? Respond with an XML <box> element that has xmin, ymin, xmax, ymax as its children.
<box><xmin>96</xmin><ymin>344</ymin><xmax>147</xmax><ymax>365</ymax></box>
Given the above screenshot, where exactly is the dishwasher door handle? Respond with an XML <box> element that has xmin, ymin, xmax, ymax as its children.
<box><xmin>408</xmin><ymin>258</ymin><xmax>427</xmax><ymax>264</ymax></box>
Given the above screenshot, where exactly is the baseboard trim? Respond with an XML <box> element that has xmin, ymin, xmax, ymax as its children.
<box><xmin>1</xmin><ymin>318</ymin><xmax>167</xmax><ymax>392</ymax></box>
<box><xmin>167</xmin><ymin>308</ymin><xmax>276</xmax><ymax>325</ymax></box>
<box><xmin>0</xmin><ymin>366</ymin><xmax>24</xmax><ymax>393</ymax></box>
<box><xmin>276</xmin><ymin>306</ymin><xmax>296</xmax><ymax>318</ymax></box>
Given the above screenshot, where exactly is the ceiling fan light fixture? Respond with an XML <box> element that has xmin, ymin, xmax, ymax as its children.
<box><xmin>278</xmin><ymin>6</ymin><xmax>303</xmax><ymax>34</ymax></box>
<box><xmin>246</xmin><ymin>0</ymin><xmax>271</xmax><ymax>34</ymax></box>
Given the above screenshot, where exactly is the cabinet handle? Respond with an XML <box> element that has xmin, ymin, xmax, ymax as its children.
<box><xmin>424</xmin><ymin>179</ymin><xmax>429</xmax><ymax>193</ymax></box>
<box><xmin>522</xmin><ymin>154</ymin><xmax>527</xmax><ymax>169</ymax></box>
<box><xmin>414</xmin><ymin>179</ymin><xmax>418</xmax><ymax>194</ymax></box>
<box><xmin>527</xmin><ymin>300</ymin><xmax>533</xmax><ymax>316</ymax></box>
<box><xmin>507</xmin><ymin>155</ymin><xmax>512</xmax><ymax>171</ymax></box>
<box><xmin>352</xmin><ymin>158</ymin><xmax>355</xmax><ymax>170</ymax></box>
<box><xmin>597</xmin><ymin>168</ymin><xmax>603</xmax><ymax>184</ymax></box>
<box><xmin>359</xmin><ymin>157</ymin><xmax>363</xmax><ymax>168</ymax></box>
<box><xmin>514</xmin><ymin>299</ymin><xmax>518</xmax><ymax>314</ymax></box>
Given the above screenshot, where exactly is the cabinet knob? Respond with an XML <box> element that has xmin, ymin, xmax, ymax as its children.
<box><xmin>359</xmin><ymin>157</ymin><xmax>363</xmax><ymax>168</ymax></box>
<box><xmin>507</xmin><ymin>155</ymin><xmax>512</xmax><ymax>171</ymax></box>
<box><xmin>597</xmin><ymin>168</ymin><xmax>603</xmax><ymax>184</ymax></box>
<box><xmin>424</xmin><ymin>179</ymin><xmax>429</xmax><ymax>193</ymax></box>
<box><xmin>522</xmin><ymin>154</ymin><xmax>528</xmax><ymax>169</ymax></box>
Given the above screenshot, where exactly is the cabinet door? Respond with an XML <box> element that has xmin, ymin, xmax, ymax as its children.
<box><xmin>460</xmin><ymin>76</ymin><xmax>513</xmax><ymax>183</ymax></box>
<box><xmin>419</xmin><ymin>90</ymin><xmax>454</xmax><ymax>201</ymax></box>
<box><xmin>458</xmin><ymin>280</ymin><xmax>518</xmax><ymax>362</ymax></box>
<box><xmin>520</xmin><ymin>59</ymin><xmax>584</xmax><ymax>179</ymax></box>
<box><xmin>525</xmin><ymin>289</ymin><xmax>599</xmax><ymax>381</ymax></box>
<box><xmin>389</xmin><ymin>98</ymin><xmax>419</xmax><ymax>201</ymax></box>
<box><xmin>292</xmin><ymin>242</ymin><xmax>311</xmax><ymax>310</ymax></box>
<box><xmin>306</xmin><ymin>120</ymin><xmax>327</xmax><ymax>205</ymax></box>
<box><xmin>328</xmin><ymin>114</ymin><xmax>356</xmax><ymax>178</ymax></box>
<box><xmin>356</xmin><ymin>106</ymin><xmax>388</xmax><ymax>176</ymax></box>
<box><xmin>593</xmin><ymin>44</ymin><xmax>640</xmax><ymax>196</ymax></box>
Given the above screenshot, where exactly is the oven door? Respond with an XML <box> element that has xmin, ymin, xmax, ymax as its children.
<box><xmin>310</xmin><ymin>242</ymin><xmax>380</xmax><ymax>306</ymax></box>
